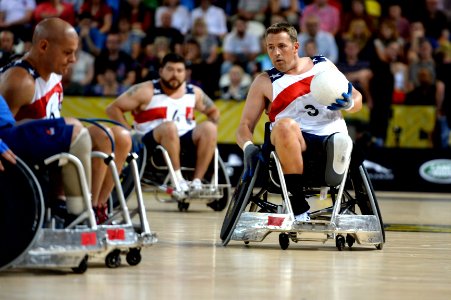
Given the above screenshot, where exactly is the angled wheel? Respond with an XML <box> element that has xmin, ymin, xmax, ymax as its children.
<box><xmin>206</xmin><ymin>156</ymin><xmax>231</xmax><ymax>212</ymax></box>
<box><xmin>105</xmin><ymin>249</ymin><xmax>122</xmax><ymax>268</ymax></box>
<box><xmin>336</xmin><ymin>235</ymin><xmax>346</xmax><ymax>251</ymax></box>
<box><xmin>279</xmin><ymin>233</ymin><xmax>290</xmax><ymax>250</ymax></box>
<box><xmin>126</xmin><ymin>248</ymin><xmax>142</xmax><ymax>266</ymax></box>
<box><xmin>0</xmin><ymin>157</ymin><xmax>45</xmax><ymax>271</ymax></box>
<box><xmin>72</xmin><ymin>255</ymin><xmax>89</xmax><ymax>274</ymax></box>
<box><xmin>220</xmin><ymin>163</ymin><xmax>261</xmax><ymax>246</ymax></box>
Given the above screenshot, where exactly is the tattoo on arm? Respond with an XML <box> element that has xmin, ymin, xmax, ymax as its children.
<box><xmin>201</xmin><ymin>91</ymin><xmax>214</xmax><ymax>109</ymax></box>
<box><xmin>126</xmin><ymin>83</ymin><xmax>144</xmax><ymax>96</ymax></box>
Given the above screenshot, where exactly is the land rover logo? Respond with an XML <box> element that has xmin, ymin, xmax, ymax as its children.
<box><xmin>419</xmin><ymin>159</ymin><xmax>451</xmax><ymax>184</ymax></box>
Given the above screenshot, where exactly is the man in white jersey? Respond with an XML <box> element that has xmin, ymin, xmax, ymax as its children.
<box><xmin>106</xmin><ymin>53</ymin><xmax>220</xmax><ymax>192</ymax></box>
<box><xmin>236</xmin><ymin>22</ymin><xmax>363</xmax><ymax>222</ymax></box>
<box><xmin>0</xmin><ymin>17</ymin><xmax>132</xmax><ymax>224</ymax></box>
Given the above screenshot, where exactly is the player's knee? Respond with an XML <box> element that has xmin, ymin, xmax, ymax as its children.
<box><xmin>112</xmin><ymin>126</ymin><xmax>132</xmax><ymax>152</ymax></box>
<box><xmin>324</xmin><ymin>133</ymin><xmax>353</xmax><ymax>186</ymax></box>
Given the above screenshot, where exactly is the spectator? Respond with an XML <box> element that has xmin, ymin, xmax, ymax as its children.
<box><xmin>138</xmin><ymin>36</ymin><xmax>170</xmax><ymax>81</ymax></box>
<box><xmin>269</xmin><ymin>0</ymin><xmax>299</xmax><ymax>28</ymax></box>
<box><xmin>408</xmin><ymin>38</ymin><xmax>438</xmax><ymax>90</ymax></box>
<box><xmin>220</xmin><ymin>64</ymin><xmax>251</xmax><ymax>101</ymax></box>
<box><xmin>190</xmin><ymin>0</ymin><xmax>228</xmax><ymax>40</ymax></box>
<box><xmin>62</xmin><ymin>46</ymin><xmax>95</xmax><ymax>95</ymax></box>
<box><xmin>76</xmin><ymin>11</ymin><xmax>105</xmax><ymax>57</ymax></box>
<box><xmin>418</xmin><ymin>0</ymin><xmax>449</xmax><ymax>43</ymax></box>
<box><xmin>301</xmin><ymin>0</ymin><xmax>340</xmax><ymax>36</ymax></box>
<box><xmin>185</xmin><ymin>17</ymin><xmax>219</xmax><ymax>65</ymax></box>
<box><xmin>0</xmin><ymin>0</ymin><xmax>35</xmax><ymax>47</ymax></box>
<box><xmin>145</xmin><ymin>10</ymin><xmax>184</xmax><ymax>55</ymax></box>
<box><xmin>236</xmin><ymin>0</ymin><xmax>269</xmax><ymax>24</ymax></box>
<box><xmin>303</xmin><ymin>39</ymin><xmax>317</xmax><ymax>57</ymax></box>
<box><xmin>119</xmin><ymin>0</ymin><xmax>153</xmax><ymax>37</ymax></box>
<box><xmin>155</xmin><ymin>0</ymin><xmax>191</xmax><ymax>35</ymax></box>
<box><xmin>94</xmin><ymin>32</ymin><xmax>138</xmax><ymax>88</ymax></box>
<box><xmin>337</xmin><ymin>39</ymin><xmax>373</xmax><ymax>108</ymax></box>
<box><xmin>373</xmin><ymin>18</ymin><xmax>405</xmax><ymax>63</ymax></box>
<box><xmin>339</xmin><ymin>18</ymin><xmax>374</xmax><ymax>61</ymax></box>
<box><xmin>92</xmin><ymin>67</ymin><xmax>127</xmax><ymax>96</ymax></box>
<box><xmin>221</xmin><ymin>16</ymin><xmax>260</xmax><ymax>75</ymax></box>
<box><xmin>340</xmin><ymin>0</ymin><xmax>375</xmax><ymax>35</ymax></box>
<box><xmin>298</xmin><ymin>14</ymin><xmax>338</xmax><ymax>63</ymax></box>
<box><xmin>79</xmin><ymin>0</ymin><xmax>113</xmax><ymax>35</ymax></box>
<box><xmin>33</xmin><ymin>0</ymin><xmax>76</xmax><ymax>26</ymax></box>
<box><xmin>385</xmin><ymin>2</ymin><xmax>410</xmax><ymax>41</ymax></box>
<box><xmin>255</xmin><ymin>36</ymin><xmax>273</xmax><ymax>73</ymax></box>
<box><xmin>0</xmin><ymin>30</ymin><xmax>16</xmax><ymax>67</ymax></box>
<box><xmin>116</xmin><ymin>16</ymin><xmax>143</xmax><ymax>60</ymax></box>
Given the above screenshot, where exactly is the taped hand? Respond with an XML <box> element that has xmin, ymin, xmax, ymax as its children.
<box><xmin>327</xmin><ymin>82</ymin><xmax>354</xmax><ymax>111</ymax></box>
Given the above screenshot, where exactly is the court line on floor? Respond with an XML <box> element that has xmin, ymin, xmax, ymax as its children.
<box><xmin>384</xmin><ymin>223</ymin><xmax>451</xmax><ymax>233</ymax></box>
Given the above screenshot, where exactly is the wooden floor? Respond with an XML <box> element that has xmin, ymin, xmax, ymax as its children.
<box><xmin>1</xmin><ymin>191</ymin><xmax>451</xmax><ymax>300</ymax></box>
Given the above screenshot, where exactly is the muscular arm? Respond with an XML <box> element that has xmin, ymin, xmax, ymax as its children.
<box><xmin>106</xmin><ymin>81</ymin><xmax>154</xmax><ymax>130</ymax></box>
<box><xmin>236</xmin><ymin>73</ymin><xmax>270</xmax><ymax>149</ymax></box>
<box><xmin>194</xmin><ymin>88</ymin><xmax>220</xmax><ymax>124</ymax></box>
<box><xmin>0</xmin><ymin>68</ymin><xmax>35</xmax><ymax>116</ymax></box>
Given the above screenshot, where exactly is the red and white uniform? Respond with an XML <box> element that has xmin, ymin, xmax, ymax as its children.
<box><xmin>0</xmin><ymin>59</ymin><xmax>63</xmax><ymax>120</ymax></box>
<box><xmin>133</xmin><ymin>80</ymin><xmax>196</xmax><ymax>136</ymax></box>
<box><xmin>267</xmin><ymin>56</ymin><xmax>348</xmax><ymax>136</ymax></box>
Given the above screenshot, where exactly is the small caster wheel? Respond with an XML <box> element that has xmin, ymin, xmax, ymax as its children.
<box><xmin>279</xmin><ymin>233</ymin><xmax>289</xmax><ymax>250</ymax></box>
<box><xmin>346</xmin><ymin>234</ymin><xmax>355</xmax><ymax>248</ymax></box>
<box><xmin>244</xmin><ymin>241</ymin><xmax>249</xmax><ymax>245</ymax></box>
<box><xmin>105</xmin><ymin>249</ymin><xmax>121</xmax><ymax>268</ymax></box>
<box><xmin>178</xmin><ymin>201</ymin><xmax>190</xmax><ymax>212</ymax></box>
<box><xmin>126</xmin><ymin>248</ymin><xmax>142</xmax><ymax>266</ymax></box>
<box><xmin>336</xmin><ymin>235</ymin><xmax>345</xmax><ymax>251</ymax></box>
<box><xmin>376</xmin><ymin>243</ymin><xmax>384</xmax><ymax>250</ymax></box>
<box><xmin>72</xmin><ymin>255</ymin><xmax>88</xmax><ymax>274</ymax></box>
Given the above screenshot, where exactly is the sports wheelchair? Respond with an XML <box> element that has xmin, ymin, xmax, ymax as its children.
<box><xmin>118</xmin><ymin>133</ymin><xmax>232</xmax><ymax>212</ymax></box>
<box><xmin>0</xmin><ymin>120</ymin><xmax>157</xmax><ymax>273</ymax></box>
<box><xmin>220</xmin><ymin>123</ymin><xmax>385</xmax><ymax>251</ymax></box>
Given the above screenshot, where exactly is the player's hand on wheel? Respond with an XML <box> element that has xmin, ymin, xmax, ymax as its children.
<box><xmin>242</xmin><ymin>144</ymin><xmax>262</xmax><ymax>180</ymax></box>
<box><xmin>327</xmin><ymin>82</ymin><xmax>354</xmax><ymax>111</ymax></box>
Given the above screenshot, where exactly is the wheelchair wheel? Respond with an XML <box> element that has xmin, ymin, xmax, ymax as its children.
<box><xmin>220</xmin><ymin>163</ymin><xmax>261</xmax><ymax>246</ymax></box>
<box><xmin>206</xmin><ymin>155</ymin><xmax>231</xmax><ymax>212</ymax></box>
<box><xmin>350</xmin><ymin>165</ymin><xmax>386</xmax><ymax>243</ymax></box>
<box><xmin>0</xmin><ymin>157</ymin><xmax>45</xmax><ymax>271</ymax></box>
<box><xmin>112</xmin><ymin>139</ymin><xmax>147</xmax><ymax>208</ymax></box>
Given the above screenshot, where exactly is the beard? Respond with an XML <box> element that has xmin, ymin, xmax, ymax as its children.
<box><xmin>160</xmin><ymin>77</ymin><xmax>183</xmax><ymax>90</ymax></box>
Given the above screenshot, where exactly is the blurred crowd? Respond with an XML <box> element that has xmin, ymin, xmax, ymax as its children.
<box><xmin>0</xmin><ymin>0</ymin><xmax>450</xmax><ymax>148</ymax></box>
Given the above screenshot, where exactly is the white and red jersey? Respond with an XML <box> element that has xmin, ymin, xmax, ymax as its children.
<box><xmin>0</xmin><ymin>59</ymin><xmax>63</xmax><ymax>120</ymax></box>
<box><xmin>133</xmin><ymin>80</ymin><xmax>196</xmax><ymax>136</ymax></box>
<box><xmin>267</xmin><ymin>56</ymin><xmax>348</xmax><ymax>136</ymax></box>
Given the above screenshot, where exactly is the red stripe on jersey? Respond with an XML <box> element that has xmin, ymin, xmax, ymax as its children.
<box><xmin>15</xmin><ymin>83</ymin><xmax>63</xmax><ymax>120</ymax></box>
<box><xmin>268</xmin><ymin>76</ymin><xmax>313</xmax><ymax>122</ymax></box>
<box><xmin>186</xmin><ymin>107</ymin><xmax>194</xmax><ymax>120</ymax></box>
<box><xmin>133</xmin><ymin>107</ymin><xmax>167</xmax><ymax>123</ymax></box>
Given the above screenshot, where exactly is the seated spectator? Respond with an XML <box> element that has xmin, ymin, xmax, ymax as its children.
<box><xmin>221</xmin><ymin>16</ymin><xmax>260</xmax><ymax>75</ymax></box>
<box><xmin>408</xmin><ymin>38</ymin><xmax>438</xmax><ymax>91</ymax></box>
<box><xmin>385</xmin><ymin>2</ymin><xmax>410</xmax><ymax>41</ymax></box>
<box><xmin>185</xmin><ymin>17</ymin><xmax>219</xmax><ymax>65</ymax></box>
<box><xmin>405</xmin><ymin>67</ymin><xmax>445</xmax><ymax>106</ymax></box>
<box><xmin>190</xmin><ymin>0</ymin><xmax>228</xmax><ymax>40</ymax></box>
<box><xmin>62</xmin><ymin>46</ymin><xmax>95</xmax><ymax>96</ymax></box>
<box><xmin>92</xmin><ymin>67</ymin><xmax>127</xmax><ymax>97</ymax></box>
<box><xmin>419</xmin><ymin>0</ymin><xmax>449</xmax><ymax>44</ymax></box>
<box><xmin>301</xmin><ymin>0</ymin><xmax>340</xmax><ymax>36</ymax></box>
<box><xmin>119</xmin><ymin>0</ymin><xmax>153</xmax><ymax>37</ymax></box>
<box><xmin>298</xmin><ymin>14</ymin><xmax>338</xmax><ymax>63</ymax></box>
<box><xmin>373</xmin><ymin>18</ymin><xmax>405</xmax><ymax>63</ymax></box>
<box><xmin>0</xmin><ymin>0</ymin><xmax>35</xmax><ymax>51</ymax></box>
<box><xmin>0</xmin><ymin>30</ymin><xmax>17</xmax><ymax>67</ymax></box>
<box><xmin>336</xmin><ymin>39</ymin><xmax>373</xmax><ymax>108</ymax></box>
<box><xmin>79</xmin><ymin>0</ymin><xmax>113</xmax><ymax>35</ymax></box>
<box><xmin>236</xmin><ymin>0</ymin><xmax>269</xmax><ymax>24</ymax></box>
<box><xmin>116</xmin><ymin>16</ymin><xmax>143</xmax><ymax>60</ymax></box>
<box><xmin>339</xmin><ymin>18</ymin><xmax>373</xmax><ymax>61</ymax></box>
<box><xmin>93</xmin><ymin>32</ymin><xmax>138</xmax><ymax>89</ymax></box>
<box><xmin>145</xmin><ymin>10</ymin><xmax>184</xmax><ymax>55</ymax></box>
<box><xmin>138</xmin><ymin>36</ymin><xmax>170</xmax><ymax>81</ymax></box>
<box><xmin>269</xmin><ymin>0</ymin><xmax>299</xmax><ymax>28</ymax></box>
<box><xmin>76</xmin><ymin>11</ymin><xmax>105</xmax><ymax>57</ymax></box>
<box><xmin>155</xmin><ymin>0</ymin><xmax>191</xmax><ymax>35</ymax></box>
<box><xmin>340</xmin><ymin>0</ymin><xmax>375</xmax><ymax>35</ymax></box>
<box><xmin>33</xmin><ymin>0</ymin><xmax>76</xmax><ymax>26</ymax></box>
<box><xmin>219</xmin><ymin>64</ymin><xmax>251</xmax><ymax>101</ymax></box>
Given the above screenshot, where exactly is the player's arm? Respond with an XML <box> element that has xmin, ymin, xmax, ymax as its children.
<box><xmin>194</xmin><ymin>87</ymin><xmax>220</xmax><ymax>124</ymax></box>
<box><xmin>106</xmin><ymin>81</ymin><xmax>154</xmax><ymax>130</ymax></box>
<box><xmin>0</xmin><ymin>68</ymin><xmax>35</xmax><ymax>116</ymax></box>
<box><xmin>236</xmin><ymin>73</ymin><xmax>269</xmax><ymax>149</ymax></box>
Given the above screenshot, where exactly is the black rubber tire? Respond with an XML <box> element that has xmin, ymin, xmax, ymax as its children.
<box><xmin>72</xmin><ymin>255</ymin><xmax>89</xmax><ymax>274</ymax></box>
<box><xmin>105</xmin><ymin>249</ymin><xmax>122</xmax><ymax>268</ymax></box>
<box><xmin>126</xmin><ymin>248</ymin><xmax>142</xmax><ymax>266</ymax></box>
<box><xmin>206</xmin><ymin>156</ymin><xmax>231</xmax><ymax>212</ymax></box>
<box><xmin>0</xmin><ymin>158</ymin><xmax>44</xmax><ymax>271</ymax></box>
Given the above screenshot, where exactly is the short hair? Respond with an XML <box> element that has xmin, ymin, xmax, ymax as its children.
<box><xmin>161</xmin><ymin>53</ymin><xmax>186</xmax><ymax>68</ymax></box>
<box><xmin>264</xmin><ymin>22</ymin><xmax>298</xmax><ymax>43</ymax></box>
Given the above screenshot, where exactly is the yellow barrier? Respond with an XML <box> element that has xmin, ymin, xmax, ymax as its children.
<box><xmin>62</xmin><ymin>97</ymin><xmax>445</xmax><ymax>147</ymax></box>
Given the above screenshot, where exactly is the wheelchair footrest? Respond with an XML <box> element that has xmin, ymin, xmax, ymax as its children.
<box><xmin>231</xmin><ymin>212</ymin><xmax>384</xmax><ymax>246</ymax></box>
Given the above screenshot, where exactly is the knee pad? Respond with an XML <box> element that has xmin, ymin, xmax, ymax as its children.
<box><xmin>324</xmin><ymin>133</ymin><xmax>353</xmax><ymax>187</ymax></box>
<box><xmin>62</xmin><ymin>127</ymin><xmax>92</xmax><ymax>215</ymax></box>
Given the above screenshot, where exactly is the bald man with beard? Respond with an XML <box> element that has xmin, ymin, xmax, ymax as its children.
<box><xmin>0</xmin><ymin>17</ymin><xmax>132</xmax><ymax>224</ymax></box>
